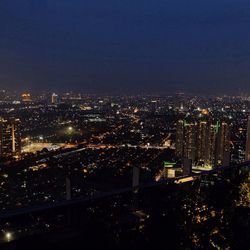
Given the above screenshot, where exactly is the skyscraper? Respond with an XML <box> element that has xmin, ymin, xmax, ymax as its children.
<box><xmin>176</xmin><ymin>120</ymin><xmax>198</xmax><ymax>162</ymax></box>
<box><xmin>175</xmin><ymin>119</ymin><xmax>230</xmax><ymax>168</ymax></box>
<box><xmin>197</xmin><ymin>121</ymin><xmax>208</xmax><ymax>162</ymax></box>
<box><xmin>245</xmin><ymin>116</ymin><xmax>250</xmax><ymax>161</ymax></box>
<box><xmin>0</xmin><ymin>118</ymin><xmax>21</xmax><ymax>157</ymax></box>
<box><xmin>176</xmin><ymin>120</ymin><xmax>184</xmax><ymax>157</ymax></box>
<box><xmin>205</xmin><ymin>124</ymin><xmax>217</xmax><ymax>166</ymax></box>
<box><xmin>216</xmin><ymin>121</ymin><xmax>230</xmax><ymax>166</ymax></box>
<box><xmin>183</xmin><ymin>121</ymin><xmax>197</xmax><ymax>162</ymax></box>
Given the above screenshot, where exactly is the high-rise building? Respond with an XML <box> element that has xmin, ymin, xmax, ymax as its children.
<box><xmin>0</xmin><ymin>118</ymin><xmax>21</xmax><ymax>157</ymax></box>
<box><xmin>176</xmin><ymin>120</ymin><xmax>184</xmax><ymax>157</ymax></box>
<box><xmin>197</xmin><ymin>121</ymin><xmax>208</xmax><ymax>162</ymax></box>
<box><xmin>216</xmin><ymin>121</ymin><xmax>230</xmax><ymax>166</ymax></box>
<box><xmin>245</xmin><ymin>116</ymin><xmax>250</xmax><ymax>161</ymax></box>
<box><xmin>176</xmin><ymin>120</ymin><xmax>198</xmax><ymax>162</ymax></box>
<box><xmin>51</xmin><ymin>93</ymin><xmax>59</xmax><ymax>104</ymax></box>
<box><xmin>175</xmin><ymin>120</ymin><xmax>230</xmax><ymax>167</ymax></box>
<box><xmin>176</xmin><ymin>120</ymin><xmax>197</xmax><ymax>162</ymax></box>
<box><xmin>183</xmin><ymin>121</ymin><xmax>197</xmax><ymax>162</ymax></box>
<box><xmin>205</xmin><ymin>124</ymin><xmax>217</xmax><ymax>166</ymax></box>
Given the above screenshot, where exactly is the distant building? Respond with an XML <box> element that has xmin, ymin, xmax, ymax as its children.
<box><xmin>21</xmin><ymin>93</ymin><xmax>32</xmax><ymax>102</ymax></box>
<box><xmin>0</xmin><ymin>118</ymin><xmax>21</xmax><ymax>157</ymax></box>
<box><xmin>0</xmin><ymin>90</ymin><xmax>6</xmax><ymax>101</ymax></box>
<box><xmin>61</xmin><ymin>92</ymin><xmax>81</xmax><ymax>102</ymax></box>
<box><xmin>176</xmin><ymin>120</ymin><xmax>230</xmax><ymax>167</ymax></box>
<box><xmin>51</xmin><ymin>93</ymin><xmax>59</xmax><ymax>104</ymax></box>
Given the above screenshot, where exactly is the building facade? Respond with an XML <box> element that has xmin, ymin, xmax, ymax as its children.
<box><xmin>245</xmin><ymin>116</ymin><xmax>250</xmax><ymax>161</ymax></box>
<box><xmin>0</xmin><ymin>118</ymin><xmax>21</xmax><ymax>157</ymax></box>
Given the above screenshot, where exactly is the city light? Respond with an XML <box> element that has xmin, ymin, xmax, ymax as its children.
<box><xmin>0</xmin><ymin>92</ymin><xmax>250</xmax><ymax>249</ymax></box>
<box><xmin>1</xmin><ymin>0</ymin><xmax>250</xmax><ymax>247</ymax></box>
<box><xmin>5</xmin><ymin>232</ymin><xmax>13</xmax><ymax>242</ymax></box>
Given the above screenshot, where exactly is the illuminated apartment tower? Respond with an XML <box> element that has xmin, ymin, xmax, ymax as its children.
<box><xmin>205</xmin><ymin>124</ymin><xmax>218</xmax><ymax>166</ymax></box>
<box><xmin>245</xmin><ymin>116</ymin><xmax>250</xmax><ymax>161</ymax></box>
<box><xmin>0</xmin><ymin>118</ymin><xmax>21</xmax><ymax>157</ymax></box>
<box><xmin>183</xmin><ymin>121</ymin><xmax>197</xmax><ymax>162</ymax></box>
<box><xmin>216</xmin><ymin>122</ymin><xmax>230</xmax><ymax>165</ymax></box>
<box><xmin>176</xmin><ymin>120</ymin><xmax>230</xmax><ymax>167</ymax></box>
<box><xmin>176</xmin><ymin>120</ymin><xmax>197</xmax><ymax>162</ymax></box>
<box><xmin>197</xmin><ymin>121</ymin><xmax>208</xmax><ymax>162</ymax></box>
<box><xmin>176</xmin><ymin>120</ymin><xmax>184</xmax><ymax>157</ymax></box>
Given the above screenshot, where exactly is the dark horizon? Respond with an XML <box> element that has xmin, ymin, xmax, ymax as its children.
<box><xmin>1</xmin><ymin>0</ymin><xmax>250</xmax><ymax>94</ymax></box>
<box><xmin>1</xmin><ymin>87</ymin><xmax>249</xmax><ymax>97</ymax></box>
<box><xmin>0</xmin><ymin>85</ymin><xmax>249</xmax><ymax>96</ymax></box>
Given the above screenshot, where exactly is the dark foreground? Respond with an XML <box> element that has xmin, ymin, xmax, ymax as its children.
<box><xmin>1</xmin><ymin>164</ymin><xmax>250</xmax><ymax>250</ymax></box>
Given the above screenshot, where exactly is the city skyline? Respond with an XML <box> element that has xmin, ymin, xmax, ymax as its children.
<box><xmin>0</xmin><ymin>1</ymin><xmax>249</xmax><ymax>249</ymax></box>
<box><xmin>0</xmin><ymin>89</ymin><xmax>249</xmax><ymax>249</ymax></box>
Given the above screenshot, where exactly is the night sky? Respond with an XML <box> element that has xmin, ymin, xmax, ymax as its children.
<box><xmin>0</xmin><ymin>0</ymin><xmax>250</xmax><ymax>94</ymax></box>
